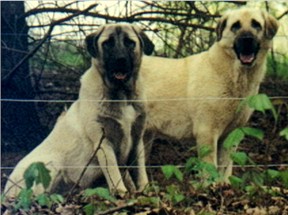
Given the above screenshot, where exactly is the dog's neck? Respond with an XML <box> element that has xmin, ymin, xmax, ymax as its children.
<box><xmin>210</xmin><ymin>43</ymin><xmax>266</xmax><ymax>80</ymax></box>
<box><xmin>103</xmin><ymin>83</ymin><xmax>137</xmax><ymax>101</ymax></box>
<box><xmin>209</xmin><ymin>43</ymin><xmax>266</xmax><ymax>96</ymax></box>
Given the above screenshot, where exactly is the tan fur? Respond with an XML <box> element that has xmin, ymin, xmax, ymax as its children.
<box><xmin>141</xmin><ymin>8</ymin><xmax>279</xmax><ymax>180</ymax></box>
<box><xmin>4</xmin><ymin>24</ymin><xmax>149</xmax><ymax>197</ymax></box>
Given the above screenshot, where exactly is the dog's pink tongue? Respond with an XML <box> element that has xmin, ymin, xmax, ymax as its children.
<box><xmin>240</xmin><ymin>54</ymin><xmax>255</xmax><ymax>64</ymax></box>
<box><xmin>114</xmin><ymin>73</ymin><xmax>127</xmax><ymax>80</ymax></box>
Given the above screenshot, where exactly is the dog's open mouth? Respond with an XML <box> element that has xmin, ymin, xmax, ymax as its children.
<box><xmin>234</xmin><ymin>34</ymin><xmax>260</xmax><ymax>66</ymax></box>
<box><xmin>114</xmin><ymin>73</ymin><xmax>128</xmax><ymax>80</ymax></box>
<box><xmin>239</xmin><ymin>53</ymin><xmax>256</xmax><ymax>65</ymax></box>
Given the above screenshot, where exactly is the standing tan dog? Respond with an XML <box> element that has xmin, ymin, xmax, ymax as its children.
<box><xmin>141</xmin><ymin>8</ymin><xmax>278</xmax><ymax>180</ymax></box>
<box><xmin>4</xmin><ymin>23</ymin><xmax>154</xmax><ymax>197</ymax></box>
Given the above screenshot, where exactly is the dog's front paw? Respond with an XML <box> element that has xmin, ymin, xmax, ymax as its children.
<box><xmin>114</xmin><ymin>188</ymin><xmax>128</xmax><ymax>198</ymax></box>
<box><xmin>137</xmin><ymin>180</ymin><xmax>149</xmax><ymax>193</ymax></box>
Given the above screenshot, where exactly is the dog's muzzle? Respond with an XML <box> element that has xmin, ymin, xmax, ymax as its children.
<box><xmin>233</xmin><ymin>32</ymin><xmax>260</xmax><ymax>66</ymax></box>
<box><xmin>112</xmin><ymin>57</ymin><xmax>131</xmax><ymax>81</ymax></box>
<box><xmin>105</xmin><ymin>55</ymin><xmax>134</xmax><ymax>85</ymax></box>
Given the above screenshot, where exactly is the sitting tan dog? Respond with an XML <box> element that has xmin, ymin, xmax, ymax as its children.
<box><xmin>141</xmin><ymin>8</ymin><xmax>279</xmax><ymax>180</ymax></box>
<box><xmin>4</xmin><ymin>23</ymin><xmax>154</xmax><ymax>197</ymax></box>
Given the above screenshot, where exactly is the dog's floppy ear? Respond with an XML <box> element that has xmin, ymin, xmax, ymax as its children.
<box><xmin>216</xmin><ymin>15</ymin><xmax>227</xmax><ymax>41</ymax></box>
<box><xmin>85</xmin><ymin>26</ymin><xmax>105</xmax><ymax>58</ymax></box>
<box><xmin>262</xmin><ymin>11</ymin><xmax>279</xmax><ymax>40</ymax></box>
<box><xmin>132</xmin><ymin>26</ymin><xmax>155</xmax><ymax>55</ymax></box>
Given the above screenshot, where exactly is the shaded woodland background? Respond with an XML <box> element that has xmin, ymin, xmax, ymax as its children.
<box><xmin>1</xmin><ymin>1</ymin><xmax>287</xmax><ymax>152</ymax></box>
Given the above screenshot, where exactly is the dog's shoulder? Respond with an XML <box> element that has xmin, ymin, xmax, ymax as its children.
<box><xmin>79</xmin><ymin>67</ymin><xmax>103</xmax><ymax>98</ymax></box>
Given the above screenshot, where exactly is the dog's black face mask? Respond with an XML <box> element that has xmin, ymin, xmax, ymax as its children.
<box><xmin>86</xmin><ymin>25</ymin><xmax>154</xmax><ymax>91</ymax></box>
<box><xmin>102</xmin><ymin>29</ymin><xmax>137</xmax><ymax>87</ymax></box>
<box><xmin>233</xmin><ymin>31</ymin><xmax>260</xmax><ymax>66</ymax></box>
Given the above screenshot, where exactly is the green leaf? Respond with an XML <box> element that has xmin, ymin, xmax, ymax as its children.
<box><xmin>201</xmin><ymin>162</ymin><xmax>220</xmax><ymax>181</ymax></box>
<box><xmin>50</xmin><ymin>194</ymin><xmax>64</xmax><ymax>204</ymax></box>
<box><xmin>246</xmin><ymin>94</ymin><xmax>277</xmax><ymax>120</ymax></box>
<box><xmin>36</xmin><ymin>193</ymin><xmax>50</xmax><ymax>207</ymax></box>
<box><xmin>23</xmin><ymin>162</ymin><xmax>51</xmax><ymax>190</ymax></box>
<box><xmin>185</xmin><ymin>157</ymin><xmax>198</xmax><ymax>173</ymax></box>
<box><xmin>280</xmin><ymin>170</ymin><xmax>288</xmax><ymax>188</ymax></box>
<box><xmin>229</xmin><ymin>175</ymin><xmax>244</xmax><ymax>189</ymax></box>
<box><xmin>223</xmin><ymin>128</ymin><xmax>245</xmax><ymax>150</ymax></box>
<box><xmin>15</xmin><ymin>188</ymin><xmax>33</xmax><ymax>210</ymax></box>
<box><xmin>245</xmin><ymin>185</ymin><xmax>257</xmax><ymax>194</ymax></box>
<box><xmin>241</xmin><ymin>127</ymin><xmax>264</xmax><ymax>140</ymax></box>
<box><xmin>251</xmin><ymin>172</ymin><xmax>264</xmax><ymax>186</ymax></box>
<box><xmin>199</xmin><ymin>145</ymin><xmax>213</xmax><ymax>159</ymax></box>
<box><xmin>174</xmin><ymin>194</ymin><xmax>185</xmax><ymax>204</ymax></box>
<box><xmin>84</xmin><ymin>187</ymin><xmax>116</xmax><ymax>202</ymax></box>
<box><xmin>267</xmin><ymin>169</ymin><xmax>280</xmax><ymax>180</ymax></box>
<box><xmin>161</xmin><ymin>165</ymin><xmax>183</xmax><ymax>181</ymax></box>
<box><xmin>137</xmin><ymin>196</ymin><xmax>160</xmax><ymax>207</ymax></box>
<box><xmin>83</xmin><ymin>203</ymin><xmax>96</xmax><ymax>215</ymax></box>
<box><xmin>162</xmin><ymin>165</ymin><xmax>176</xmax><ymax>180</ymax></box>
<box><xmin>231</xmin><ymin>152</ymin><xmax>249</xmax><ymax>166</ymax></box>
<box><xmin>280</xmin><ymin>127</ymin><xmax>288</xmax><ymax>140</ymax></box>
<box><xmin>173</xmin><ymin>167</ymin><xmax>183</xmax><ymax>182</ymax></box>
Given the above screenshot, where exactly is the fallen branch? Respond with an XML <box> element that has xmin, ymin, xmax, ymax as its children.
<box><xmin>96</xmin><ymin>201</ymin><xmax>135</xmax><ymax>215</ymax></box>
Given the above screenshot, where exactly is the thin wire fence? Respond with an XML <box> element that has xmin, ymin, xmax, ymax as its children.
<box><xmin>1</xmin><ymin>164</ymin><xmax>288</xmax><ymax>170</ymax></box>
<box><xmin>1</xmin><ymin>96</ymin><xmax>288</xmax><ymax>103</ymax></box>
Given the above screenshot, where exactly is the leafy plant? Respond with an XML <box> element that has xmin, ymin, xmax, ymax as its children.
<box><xmin>23</xmin><ymin>162</ymin><xmax>51</xmax><ymax>190</ymax></box>
<box><xmin>164</xmin><ymin>184</ymin><xmax>185</xmax><ymax>205</ymax></box>
<box><xmin>280</xmin><ymin>127</ymin><xmax>288</xmax><ymax>140</ymax></box>
<box><xmin>161</xmin><ymin>165</ymin><xmax>183</xmax><ymax>181</ymax></box>
<box><xmin>14</xmin><ymin>188</ymin><xmax>33</xmax><ymax>211</ymax></box>
<box><xmin>83</xmin><ymin>187</ymin><xmax>116</xmax><ymax>202</ymax></box>
<box><xmin>240</xmin><ymin>94</ymin><xmax>278</xmax><ymax>120</ymax></box>
<box><xmin>82</xmin><ymin>187</ymin><xmax>116</xmax><ymax>215</ymax></box>
<box><xmin>185</xmin><ymin>157</ymin><xmax>220</xmax><ymax>189</ymax></box>
<box><xmin>6</xmin><ymin>162</ymin><xmax>65</xmax><ymax>212</ymax></box>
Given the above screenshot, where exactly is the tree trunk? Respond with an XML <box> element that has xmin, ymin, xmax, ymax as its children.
<box><xmin>1</xmin><ymin>1</ymin><xmax>48</xmax><ymax>152</ymax></box>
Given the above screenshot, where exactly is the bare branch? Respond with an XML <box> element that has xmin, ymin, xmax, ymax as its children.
<box><xmin>277</xmin><ymin>10</ymin><xmax>288</xmax><ymax>20</ymax></box>
<box><xmin>2</xmin><ymin>3</ymin><xmax>98</xmax><ymax>83</ymax></box>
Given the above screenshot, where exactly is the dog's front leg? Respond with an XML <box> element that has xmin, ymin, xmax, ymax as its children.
<box><xmin>134</xmin><ymin>139</ymin><xmax>149</xmax><ymax>191</ymax></box>
<box><xmin>195</xmin><ymin>124</ymin><xmax>219</xmax><ymax>167</ymax></box>
<box><xmin>126</xmin><ymin>138</ymin><xmax>148</xmax><ymax>192</ymax></box>
<box><xmin>96</xmin><ymin>140</ymin><xmax>128</xmax><ymax>195</ymax></box>
<box><xmin>129</xmin><ymin>113</ymin><xmax>149</xmax><ymax>192</ymax></box>
<box><xmin>218</xmin><ymin>143</ymin><xmax>236</xmax><ymax>181</ymax></box>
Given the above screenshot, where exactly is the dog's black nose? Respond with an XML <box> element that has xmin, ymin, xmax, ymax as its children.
<box><xmin>116</xmin><ymin>57</ymin><xmax>128</xmax><ymax>67</ymax></box>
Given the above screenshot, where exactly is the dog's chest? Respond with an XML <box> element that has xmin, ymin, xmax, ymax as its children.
<box><xmin>118</xmin><ymin>105</ymin><xmax>137</xmax><ymax>160</ymax></box>
<box><xmin>120</xmin><ymin>105</ymin><xmax>137</xmax><ymax>128</ymax></box>
<box><xmin>97</xmin><ymin>104</ymin><xmax>139</xmax><ymax>162</ymax></box>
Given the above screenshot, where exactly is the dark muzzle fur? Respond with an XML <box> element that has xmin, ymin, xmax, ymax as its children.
<box><xmin>233</xmin><ymin>32</ymin><xmax>260</xmax><ymax>66</ymax></box>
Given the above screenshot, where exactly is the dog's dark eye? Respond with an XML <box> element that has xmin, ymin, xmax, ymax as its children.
<box><xmin>124</xmin><ymin>38</ymin><xmax>136</xmax><ymax>49</ymax></box>
<box><xmin>251</xmin><ymin>19</ymin><xmax>262</xmax><ymax>31</ymax></box>
<box><xmin>231</xmin><ymin>21</ymin><xmax>241</xmax><ymax>32</ymax></box>
<box><xmin>103</xmin><ymin>37</ymin><xmax>115</xmax><ymax>48</ymax></box>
